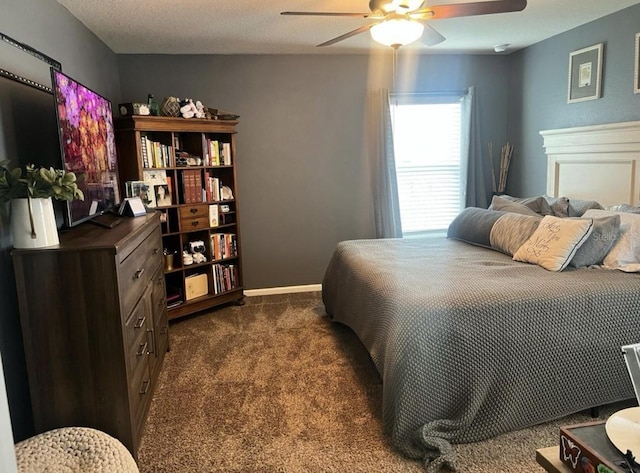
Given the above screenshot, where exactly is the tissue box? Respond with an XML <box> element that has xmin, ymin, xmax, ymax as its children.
<box><xmin>185</xmin><ymin>273</ymin><xmax>208</xmax><ymax>300</ymax></box>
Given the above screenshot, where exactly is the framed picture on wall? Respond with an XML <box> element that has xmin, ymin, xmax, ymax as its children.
<box><xmin>634</xmin><ymin>33</ymin><xmax>640</xmax><ymax>94</ymax></box>
<box><xmin>567</xmin><ymin>43</ymin><xmax>603</xmax><ymax>103</ymax></box>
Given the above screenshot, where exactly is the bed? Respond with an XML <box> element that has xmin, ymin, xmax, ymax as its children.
<box><xmin>321</xmin><ymin>120</ymin><xmax>640</xmax><ymax>471</ymax></box>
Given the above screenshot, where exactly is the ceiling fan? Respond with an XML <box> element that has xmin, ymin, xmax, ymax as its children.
<box><xmin>281</xmin><ymin>0</ymin><xmax>527</xmax><ymax>48</ymax></box>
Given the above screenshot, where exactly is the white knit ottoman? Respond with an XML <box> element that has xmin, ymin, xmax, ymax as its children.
<box><xmin>14</xmin><ymin>427</ymin><xmax>139</xmax><ymax>473</ymax></box>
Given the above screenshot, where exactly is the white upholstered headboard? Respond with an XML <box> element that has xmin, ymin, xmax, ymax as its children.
<box><xmin>540</xmin><ymin>121</ymin><xmax>640</xmax><ymax>206</ymax></box>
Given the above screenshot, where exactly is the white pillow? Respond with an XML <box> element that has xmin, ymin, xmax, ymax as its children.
<box><xmin>583</xmin><ymin>209</ymin><xmax>640</xmax><ymax>272</ymax></box>
<box><xmin>513</xmin><ymin>215</ymin><xmax>593</xmax><ymax>271</ymax></box>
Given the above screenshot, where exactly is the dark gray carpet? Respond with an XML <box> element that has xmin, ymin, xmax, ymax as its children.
<box><xmin>137</xmin><ymin>292</ymin><xmax>628</xmax><ymax>472</ymax></box>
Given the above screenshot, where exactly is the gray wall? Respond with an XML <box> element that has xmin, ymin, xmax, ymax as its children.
<box><xmin>0</xmin><ymin>0</ymin><xmax>121</xmax><ymax>441</ymax></box>
<box><xmin>508</xmin><ymin>4</ymin><xmax>640</xmax><ymax>197</ymax></box>
<box><xmin>118</xmin><ymin>52</ymin><xmax>511</xmax><ymax>289</ymax></box>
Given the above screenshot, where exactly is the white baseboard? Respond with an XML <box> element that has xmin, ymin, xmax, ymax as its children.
<box><xmin>244</xmin><ymin>284</ymin><xmax>322</xmax><ymax>297</ymax></box>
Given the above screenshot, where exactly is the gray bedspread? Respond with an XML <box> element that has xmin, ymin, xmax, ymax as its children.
<box><xmin>322</xmin><ymin>237</ymin><xmax>640</xmax><ymax>471</ymax></box>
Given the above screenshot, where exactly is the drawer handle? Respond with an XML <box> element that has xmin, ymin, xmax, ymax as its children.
<box><xmin>136</xmin><ymin>341</ymin><xmax>148</xmax><ymax>356</ymax></box>
<box><xmin>190</xmin><ymin>208</ymin><xmax>198</xmax><ymax>214</ymax></box>
<box><xmin>156</xmin><ymin>277</ymin><xmax>164</xmax><ymax>286</ymax></box>
<box><xmin>134</xmin><ymin>268</ymin><xmax>145</xmax><ymax>279</ymax></box>
<box><xmin>191</xmin><ymin>220</ymin><xmax>200</xmax><ymax>227</ymax></box>
<box><xmin>134</xmin><ymin>316</ymin><xmax>146</xmax><ymax>329</ymax></box>
<box><xmin>139</xmin><ymin>380</ymin><xmax>150</xmax><ymax>395</ymax></box>
<box><xmin>153</xmin><ymin>247</ymin><xmax>160</xmax><ymax>255</ymax></box>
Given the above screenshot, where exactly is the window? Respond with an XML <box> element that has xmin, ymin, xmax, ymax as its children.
<box><xmin>390</xmin><ymin>95</ymin><xmax>464</xmax><ymax>236</ymax></box>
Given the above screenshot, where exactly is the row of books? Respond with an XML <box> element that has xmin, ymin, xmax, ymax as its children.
<box><xmin>141</xmin><ymin>134</ymin><xmax>232</xmax><ymax>169</ymax></box>
<box><xmin>212</xmin><ymin>263</ymin><xmax>239</xmax><ymax>295</ymax></box>
<box><xmin>205</xmin><ymin>139</ymin><xmax>232</xmax><ymax>166</ymax></box>
<box><xmin>140</xmin><ymin>135</ymin><xmax>171</xmax><ymax>168</ymax></box>
<box><xmin>181</xmin><ymin>169</ymin><xmax>202</xmax><ymax>204</ymax></box>
<box><xmin>210</xmin><ymin>233</ymin><xmax>238</xmax><ymax>261</ymax></box>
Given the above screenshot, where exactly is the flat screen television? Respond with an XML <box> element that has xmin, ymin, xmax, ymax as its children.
<box><xmin>51</xmin><ymin>68</ymin><xmax>121</xmax><ymax>227</ymax></box>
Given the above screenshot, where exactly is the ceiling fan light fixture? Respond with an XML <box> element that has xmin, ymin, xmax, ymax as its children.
<box><xmin>373</xmin><ymin>0</ymin><xmax>424</xmax><ymax>13</ymax></box>
<box><xmin>370</xmin><ymin>19</ymin><xmax>424</xmax><ymax>47</ymax></box>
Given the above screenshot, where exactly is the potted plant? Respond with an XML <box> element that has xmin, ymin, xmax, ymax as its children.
<box><xmin>0</xmin><ymin>160</ymin><xmax>84</xmax><ymax>248</ymax></box>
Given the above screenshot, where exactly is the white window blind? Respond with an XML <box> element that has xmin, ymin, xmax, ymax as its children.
<box><xmin>390</xmin><ymin>95</ymin><xmax>464</xmax><ymax>236</ymax></box>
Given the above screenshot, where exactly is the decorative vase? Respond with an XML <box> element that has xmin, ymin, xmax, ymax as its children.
<box><xmin>11</xmin><ymin>197</ymin><xmax>60</xmax><ymax>249</ymax></box>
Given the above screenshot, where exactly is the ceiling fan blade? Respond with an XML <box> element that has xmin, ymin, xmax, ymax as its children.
<box><xmin>281</xmin><ymin>11</ymin><xmax>370</xmax><ymax>18</ymax></box>
<box><xmin>317</xmin><ymin>24</ymin><xmax>375</xmax><ymax>47</ymax></box>
<box><xmin>411</xmin><ymin>0</ymin><xmax>526</xmax><ymax>20</ymax></box>
<box><xmin>421</xmin><ymin>24</ymin><xmax>446</xmax><ymax>46</ymax></box>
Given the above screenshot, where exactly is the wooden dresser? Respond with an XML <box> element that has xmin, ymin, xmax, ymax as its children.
<box><xmin>11</xmin><ymin>212</ymin><xmax>168</xmax><ymax>459</ymax></box>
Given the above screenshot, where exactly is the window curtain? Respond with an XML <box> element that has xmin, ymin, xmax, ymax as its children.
<box><xmin>366</xmin><ymin>89</ymin><xmax>402</xmax><ymax>238</ymax></box>
<box><xmin>461</xmin><ymin>86</ymin><xmax>488</xmax><ymax>208</ymax></box>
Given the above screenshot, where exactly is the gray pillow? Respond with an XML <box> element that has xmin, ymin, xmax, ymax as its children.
<box><xmin>568</xmin><ymin>199</ymin><xmax>603</xmax><ymax>217</ymax></box>
<box><xmin>497</xmin><ymin>194</ymin><xmax>554</xmax><ymax>216</ymax></box>
<box><xmin>489</xmin><ymin>195</ymin><xmax>542</xmax><ymax>217</ymax></box>
<box><xmin>607</xmin><ymin>204</ymin><xmax>640</xmax><ymax>214</ymax></box>
<box><xmin>569</xmin><ymin>214</ymin><xmax>621</xmax><ymax>267</ymax></box>
<box><xmin>447</xmin><ymin>207</ymin><xmax>506</xmax><ymax>248</ymax></box>
<box><xmin>543</xmin><ymin>195</ymin><xmax>571</xmax><ymax>218</ymax></box>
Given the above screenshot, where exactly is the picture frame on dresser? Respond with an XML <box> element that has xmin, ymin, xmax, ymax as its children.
<box><xmin>567</xmin><ymin>43</ymin><xmax>603</xmax><ymax>103</ymax></box>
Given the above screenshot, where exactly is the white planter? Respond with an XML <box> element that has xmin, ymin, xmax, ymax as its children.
<box><xmin>11</xmin><ymin>198</ymin><xmax>59</xmax><ymax>249</ymax></box>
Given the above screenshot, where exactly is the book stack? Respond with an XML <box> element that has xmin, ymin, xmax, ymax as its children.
<box><xmin>212</xmin><ymin>263</ymin><xmax>239</xmax><ymax>294</ymax></box>
<box><xmin>181</xmin><ymin>170</ymin><xmax>203</xmax><ymax>204</ymax></box>
<box><xmin>140</xmin><ymin>135</ymin><xmax>171</xmax><ymax>168</ymax></box>
<box><xmin>210</xmin><ymin>233</ymin><xmax>237</xmax><ymax>260</ymax></box>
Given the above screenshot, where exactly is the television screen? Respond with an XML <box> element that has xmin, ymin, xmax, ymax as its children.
<box><xmin>51</xmin><ymin>68</ymin><xmax>120</xmax><ymax>227</ymax></box>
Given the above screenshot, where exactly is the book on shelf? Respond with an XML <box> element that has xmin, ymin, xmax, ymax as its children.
<box><xmin>209</xmin><ymin>204</ymin><xmax>219</xmax><ymax>227</ymax></box>
<box><xmin>207</xmin><ymin>139</ymin><xmax>220</xmax><ymax>166</ymax></box>
<box><xmin>140</xmin><ymin>135</ymin><xmax>149</xmax><ymax>168</ymax></box>
<box><xmin>221</xmin><ymin>142</ymin><xmax>232</xmax><ymax>165</ymax></box>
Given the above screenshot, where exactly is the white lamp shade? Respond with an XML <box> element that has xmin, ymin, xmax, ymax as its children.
<box><xmin>370</xmin><ymin>19</ymin><xmax>425</xmax><ymax>47</ymax></box>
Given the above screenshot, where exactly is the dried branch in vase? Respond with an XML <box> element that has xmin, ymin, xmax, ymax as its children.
<box><xmin>487</xmin><ymin>142</ymin><xmax>513</xmax><ymax>194</ymax></box>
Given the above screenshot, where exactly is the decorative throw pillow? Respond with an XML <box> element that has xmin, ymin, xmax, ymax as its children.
<box><xmin>569</xmin><ymin>214</ymin><xmax>621</xmax><ymax>267</ymax></box>
<box><xmin>513</xmin><ymin>215</ymin><xmax>593</xmax><ymax>271</ymax></box>
<box><xmin>489</xmin><ymin>195</ymin><xmax>542</xmax><ymax>217</ymax></box>
<box><xmin>583</xmin><ymin>209</ymin><xmax>640</xmax><ymax>272</ymax></box>
<box><xmin>489</xmin><ymin>213</ymin><xmax>542</xmax><ymax>256</ymax></box>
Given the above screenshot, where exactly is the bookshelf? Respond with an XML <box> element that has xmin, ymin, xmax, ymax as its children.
<box><xmin>115</xmin><ymin>116</ymin><xmax>243</xmax><ymax>320</ymax></box>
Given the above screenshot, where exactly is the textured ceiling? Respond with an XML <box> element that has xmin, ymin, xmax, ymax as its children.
<box><xmin>56</xmin><ymin>0</ymin><xmax>640</xmax><ymax>55</ymax></box>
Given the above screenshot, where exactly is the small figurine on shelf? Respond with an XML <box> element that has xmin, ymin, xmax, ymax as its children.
<box><xmin>179</xmin><ymin>99</ymin><xmax>206</xmax><ymax>119</ymax></box>
<box><xmin>147</xmin><ymin>94</ymin><xmax>160</xmax><ymax>116</ymax></box>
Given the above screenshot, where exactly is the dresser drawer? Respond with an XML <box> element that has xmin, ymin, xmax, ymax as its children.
<box><xmin>124</xmin><ymin>291</ymin><xmax>149</xmax><ymax>353</ymax></box>
<box><xmin>179</xmin><ymin>204</ymin><xmax>209</xmax><ymax>230</ymax></box>
<box><xmin>128</xmin><ymin>351</ymin><xmax>151</xmax><ymax>432</ymax></box>
<box><xmin>119</xmin><ymin>229</ymin><xmax>162</xmax><ymax>316</ymax></box>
